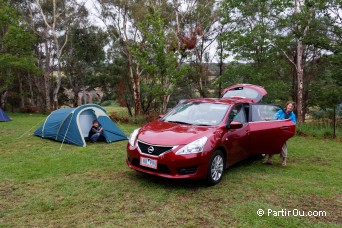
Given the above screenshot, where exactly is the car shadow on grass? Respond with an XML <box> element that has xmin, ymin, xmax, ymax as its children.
<box><xmin>127</xmin><ymin>156</ymin><xmax>272</xmax><ymax>189</ymax></box>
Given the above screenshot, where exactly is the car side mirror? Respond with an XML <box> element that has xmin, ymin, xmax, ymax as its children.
<box><xmin>228</xmin><ymin>121</ymin><xmax>243</xmax><ymax>129</ymax></box>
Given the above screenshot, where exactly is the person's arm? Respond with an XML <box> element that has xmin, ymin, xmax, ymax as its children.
<box><xmin>290</xmin><ymin>113</ymin><xmax>297</xmax><ymax>124</ymax></box>
<box><xmin>273</xmin><ymin>110</ymin><xmax>282</xmax><ymax>120</ymax></box>
<box><xmin>91</xmin><ymin>127</ymin><xmax>101</xmax><ymax>133</ymax></box>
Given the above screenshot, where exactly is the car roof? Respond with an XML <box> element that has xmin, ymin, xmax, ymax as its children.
<box><xmin>184</xmin><ymin>97</ymin><xmax>255</xmax><ymax>105</ymax></box>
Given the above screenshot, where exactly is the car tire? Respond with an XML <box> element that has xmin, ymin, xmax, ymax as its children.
<box><xmin>206</xmin><ymin>150</ymin><xmax>225</xmax><ymax>186</ymax></box>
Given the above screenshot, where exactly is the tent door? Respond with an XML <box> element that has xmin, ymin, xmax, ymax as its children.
<box><xmin>79</xmin><ymin>109</ymin><xmax>97</xmax><ymax>139</ymax></box>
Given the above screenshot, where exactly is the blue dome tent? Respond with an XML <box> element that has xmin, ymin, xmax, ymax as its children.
<box><xmin>0</xmin><ymin>108</ymin><xmax>11</xmax><ymax>122</ymax></box>
<box><xmin>34</xmin><ymin>104</ymin><xmax>127</xmax><ymax>146</ymax></box>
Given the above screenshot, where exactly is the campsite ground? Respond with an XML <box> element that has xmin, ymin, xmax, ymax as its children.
<box><xmin>0</xmin><ymin>112</ymin><xmax>341</xmax><ymax>227</ymax></box>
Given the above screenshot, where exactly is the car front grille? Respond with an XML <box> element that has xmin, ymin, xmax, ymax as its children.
<box><xmin>137</xmin><ymin>141</ymin><xmax>174</xmax><ymax>156</ymax></box>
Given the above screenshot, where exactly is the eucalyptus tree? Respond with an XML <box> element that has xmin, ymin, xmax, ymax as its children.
<box><xmin>219</xmin><ymin>0</ymin><xmax>292</xmax><ymax>102</ymax></box>
<box><xmin>171</xmin><ymin>0</ymin><xmax>220</xmax><ymax>98</ymax></box>
<box><xmin>220</xmin><ymin>0</ymin><xmax>338</xmax><ymax>122</ymax></box>
<box><xmin>131</xmin><ymin>9</ymin><xmax>185</xmax><ymax>113</ymax></box>
<box><xmin>95</xmin><ymin>0</ymin><xmax>152</xmax><ymax>116</ymax></box>
<box><xmin>0</xmin><ymin>0</ymin><xmax>38</xmax><ymax>109</ymax></box>
<box><xmin>63</xmin><ymin>25</ymin><xmax>107</xmax><ymax>107</ymax></box>
<box><xmin>24</xmin><ymin>0</ymin><xmax>87</xmax><ymax>110</ymax></box>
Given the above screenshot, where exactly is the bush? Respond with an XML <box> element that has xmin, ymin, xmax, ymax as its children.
<box><xmin>323</xmin><ymin>131</ymin><xmax>334</xmax><ymax>139</ymax></box>
<box><xmin>101</xmin><ymin>100</ymin><xmax>112</xmax><ymax>106</ymax></box>
<box><xmin>109</xmin><ymin>112</ymin><xmax>129</xmax><ymax>123</ymax></box>
<box><xmin>20</xmin><ymin>105</ymin><xmax>40</xmax><ymax>113</ymax></box>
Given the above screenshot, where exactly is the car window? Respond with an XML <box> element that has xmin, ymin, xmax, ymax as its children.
<box><xmin>163</xmin><ymin>102</ymin><xmax>230</xmax><ymax>126</ymax></box>
<box><xmin>228</xmin><ymin>104</ymin><xmax>247</xmax><ymax>123</ymax></box>
<box><xmin>250</xmin><ymin>105</ymin><xmax>282</xmax><ymax>122</ymax></box>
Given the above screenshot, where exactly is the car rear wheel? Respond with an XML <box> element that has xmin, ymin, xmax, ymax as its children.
<box><xmin>206</xmin><ymin>150</ymin><xmax>225</xmax><ymax>186</ymax></box>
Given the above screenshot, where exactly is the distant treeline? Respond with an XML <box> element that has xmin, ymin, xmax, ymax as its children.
<box><xmin>0</xmin><ymin>0</ymin><xmax>340</xmax><ymax>123</ymax></box>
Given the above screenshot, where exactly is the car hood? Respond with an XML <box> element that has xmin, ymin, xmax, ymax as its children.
<box><xmin>137</xmin><ymin>120</ymin><xmax>217</xmax><ymax>146</ymax></box>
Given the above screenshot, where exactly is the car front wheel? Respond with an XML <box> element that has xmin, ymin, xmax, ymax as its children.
<box><xmin>206</xmin><ymin>150</ymin><xmax>225</xmax><ymax>186</ymax></box>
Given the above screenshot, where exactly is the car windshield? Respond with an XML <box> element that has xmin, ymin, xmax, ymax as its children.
<box><xmin>163</xmin><ymin>102</ymin><xmax>230</xmax><ymax>126</ymax></box>
<box><xmin>222</xmin><ymin>87</ymin><xmax>262</xmax><ymax>101</ymax></box>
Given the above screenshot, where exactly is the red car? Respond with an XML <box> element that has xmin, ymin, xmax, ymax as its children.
<box><xmin>126</xmin><ymin>84</ymin><xmax>296</xmax><ymax>185</ymax></box>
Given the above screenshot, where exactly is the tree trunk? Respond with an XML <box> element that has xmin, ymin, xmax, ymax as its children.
<box><xmin>82</xmin><ymin>85</ymin><xmax>87</xmax><ymax>105</ymax></box>
<box><xmin>218</xmin><ymin>43</ymin><xmax>224</xmax><ymax>98</ymax></box>
<box><xmin>333</xmin><ymin>106</ymin><xmax>336</xmax><ymax>138</ymax></box>
<box><xmin>28</xmin><ymin>77</ymin><xmax>36</xmax><ymax>107</ymax></box>
<box><xmin>0</xmin><ymin>91</ymin><xmax>7</xmax><ymax>109</ymax></box>
<box><xmin>296</xmin><ymin>41</ymin><xmax>304</xmax><ymax>123</ymax></box>
<box><xmin>161</xmin><ymin>95</ymin><xmax>170</xmax><ymax>114</ymax></box>
<box><xmin>44</xmin><ymin>41</ymin><xmax>51</xmax><ymax>112</ymax></box>
<box><xmin>53</xmin><ymin>66</ymin><xmax>61</xmax><ymax>109</ymax></box>
<box><xmin>295</xmin><ymin>0</ymin><xmax>304</xmax><ymax>123</ymax></box>
<box><xmin>127</xmin><ymin>52</ymin><xmax>141</xmax><ymax>116</ymax></box>
<box><xmin>73</xmin><ymin>89</ymin><xmax>79</xmax><ymax>107</ymax></box>
<box><xmin>134</xmin><ymin>68</ymin><xmax>141</xmax><ymax>116</ymax></box>
<box><xmin>19</xmin><ymin>77</ymin><xmax>25</xmax><ymax>110</ymax></box>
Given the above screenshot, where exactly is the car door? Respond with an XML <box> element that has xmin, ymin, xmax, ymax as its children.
<box><xmin>222</xmin><ymin>104</ymin><xmax>250</xmax><ymax>166</ymax></box>
<box><xmin>247</xmin><ymin>104</ymin><xmax>296</xmax><ymax>154</ymax></box>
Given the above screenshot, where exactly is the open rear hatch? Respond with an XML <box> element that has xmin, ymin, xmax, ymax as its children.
<box><xmin>221</xmin><ymin>84</ymin><xmax>267</xmax><ymax>103</ymax></box>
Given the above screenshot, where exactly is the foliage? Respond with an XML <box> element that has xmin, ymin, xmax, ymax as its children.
<box><xmin>0</xmin><ymin>0</ymin><xmax>341</xmax><ymax>122</ymax></box>
<box><xmin>62</xmin><ymin>25</ymin><xmax>107</xmax><ymax>106</ymax></box>
<box><xmin>0</xmin><ymin>1</ymin><xmax>38</xmax><ymax>96</ymax></box>
<box><xmin>131</xmin><ymin>9</ymin><xmax>184</xmax><ymax>113</ymax></box>
<box><xmin>219</xmin><ymin>0</ymin><xmax>342</xmax><ymax>120</ymax></box>
<box><xmin>0</xmin><ymin>113</ymin><xmax>341</xmax><ymax>226</ymax></box>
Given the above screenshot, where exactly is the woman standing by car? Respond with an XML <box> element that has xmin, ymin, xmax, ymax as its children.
<box><xmin>264</xmin><ymin>101</ymin><xmax>297</xmax><ymax>167</ymax></box>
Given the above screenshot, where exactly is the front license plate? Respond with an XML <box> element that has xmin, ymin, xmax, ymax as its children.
<box><xmin>140</xmin><ymin>157</ymin><xmax>158</xmax><ymax>169</ymax></box>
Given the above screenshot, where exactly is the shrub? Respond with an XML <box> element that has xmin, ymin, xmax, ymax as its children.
<box><xmin>109</xmin><ymin>112</ymin><xmax>129</xmax><ymax>123</ymax></box>
<box><xmin>101</xmin><ymin>100</ymin><xmax>112</xmax><ymax>106</ymax></box>
<box><xmin>20</xmin><ymin>105</ymin><xmax>40</xmax><ymax>113</ymax></box>
<box><xmin>323</xmin><ymin>131</ymin><xmax>333</xmax><ymax>139</ymax></box>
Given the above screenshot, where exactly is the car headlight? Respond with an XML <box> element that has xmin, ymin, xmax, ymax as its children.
<box><xmin>128</xmin><ymin>128</ymin><xmax>140</xmax><ymax>147</ymax></box>
<box><xmin>176</xmin><ymin>136</ymin><xmax>208</xmax><ymax>155</ymax></box>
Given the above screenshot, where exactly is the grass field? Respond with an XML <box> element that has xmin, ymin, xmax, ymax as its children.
<box><xmin>0</xmin><ymin>112</ymin><xmax>341</xmax><ymax>227</ymax></box>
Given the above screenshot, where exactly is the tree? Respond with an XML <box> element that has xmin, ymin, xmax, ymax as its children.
<box><xmin>131</xmin><ymin>9</ymin><xmax>184</xmax><ymax>113</ymax></box>
<box><xmin>24</xmin><ymin>0</ymin><xmax>87</xmax><ymax>110</ymax></box>
<box><xmin>219</xmin><ymin>0</ymin><xmax>293</xmax><ymax>103</ymax></box>
<box><xmin>0</xmin><ymin>0</ymin><xmax>38</xmax><ymax>109</ymax></box>
<box><xmin>96</xmin><ymin>0</ymin><xmax>152</xmax><ymax>116</ymax></box>
<box><xmin>219</xmin><ymin>0</ymin><xmax>338</xmax><ymax>122</ymax></box>
<box><xmin>63</xmin><ymin>26</ymin><xmax>107</xmax><ymax>107</ymax></box>
<box><xmin>171</xmin><ymin>0</ymin><xmax>220</xmax><ymax>98</ymax></box>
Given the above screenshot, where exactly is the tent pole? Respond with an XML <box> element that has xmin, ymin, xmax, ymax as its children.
<box><xmin>17</xmin><ymin>118</ymin><xmax>46</xmax><ymax>139</ymax></box>
<box><xmin>60</xmin><ymin>112</ymin><xmax>75</xmax><ymax>150</ymax></box>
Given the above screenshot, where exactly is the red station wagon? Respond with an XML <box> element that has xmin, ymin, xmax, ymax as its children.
<box><xmin>126</xmin><ymin>84</ymin><xmax>296</xmax><ymax>185</ymax></box>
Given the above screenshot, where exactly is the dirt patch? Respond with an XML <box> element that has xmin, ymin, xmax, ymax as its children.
<box><xmin>0</xmin><ymin>183</ymin><xmax>16</xmax><ymax>198</ymax></box>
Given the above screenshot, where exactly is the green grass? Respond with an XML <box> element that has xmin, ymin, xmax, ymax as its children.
<box><xmin>297</xmin><ymin>121</ymin><xmax>342</xmax><ymax>140</ymax></box>
<box><xmin>0</xmin><ymin>113</ymin><xmax>341</xmax><ymax>227</ymax></box>
<box><xmin>103</xmin><ymin>106</ymin><xmax>130</xmax><ymax>117</ymax></box>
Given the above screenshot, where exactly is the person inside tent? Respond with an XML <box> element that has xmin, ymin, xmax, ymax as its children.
<box><xmin>89</xmin><ymin>120</ymin><xmax>105</xmax><ymax>143</ymax></box>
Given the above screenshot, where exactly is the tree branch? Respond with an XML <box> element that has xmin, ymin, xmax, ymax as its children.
<box><xmin>35</xmin><ymin>0</ymin><xmax>51</xmax><ymax>29</ymax></box>
<box><xmin>281</xmin><ymin>49</ymin><xmax>298</xmax><ymax>71</ymax></box>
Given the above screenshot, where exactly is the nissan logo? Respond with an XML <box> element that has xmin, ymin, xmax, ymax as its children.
<box><xmin>147</xmin><ymin>146</ymin><xmax>154</xmax><ymax>153</ymax></box>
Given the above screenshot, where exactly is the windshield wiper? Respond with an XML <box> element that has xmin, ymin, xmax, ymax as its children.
<box><xmin>167</xmin><ymin>120</ymin><xmax>191</xmax><ymax>125</ymax></box>
<box><xmin>193</xmin><ymin>123</ymin><xmax>213</xmax><ymax>126</ymax></box>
